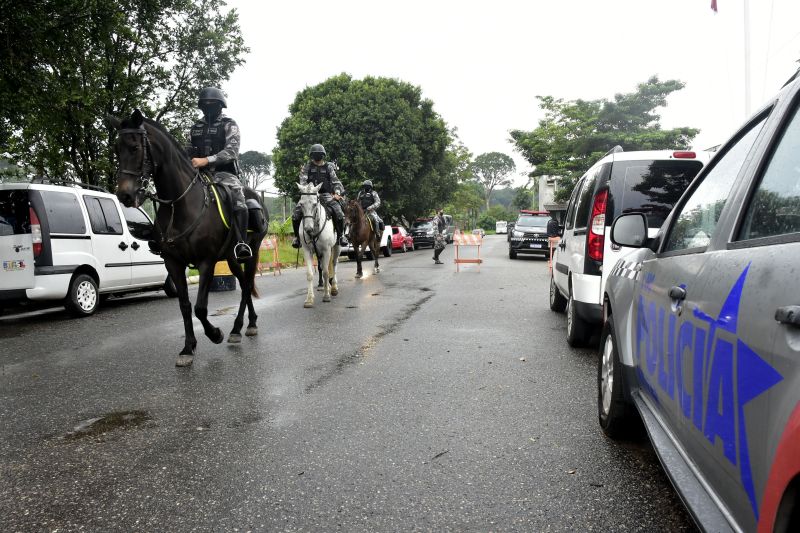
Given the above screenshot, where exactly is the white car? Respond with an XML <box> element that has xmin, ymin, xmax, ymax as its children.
<box><xmin>1</xmin><ymin>182</ymin><xmax>175</xmax><ymax>317</ymax></box>
<box><xmin>340</xmin><ymin>224</ymin><xmax>393</xmax><ymax>260</ymax></box>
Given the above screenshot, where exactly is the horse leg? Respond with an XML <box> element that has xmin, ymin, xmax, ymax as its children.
<box><xmin>226</xmin><ymin>257</ymin><xmax>249</xmax><ymax>343</ymax></box>
<box><xmin>354</xmin><ymin>243</ymin><xmax>363</xmax><ymax>278</ymax></box>
<box><xmin>373</xmin><ymin>236</ymin><xmax>381</xmax><ymax>274</ymax></box>
<box><xmin>165</xmin><ymin>260</ymin><xmax>197</xmax><ymax>367</ymax></box>
<box><xmin>322</xmin><ymin>248</ymin><xmax>332</xmax><ymax>302</ymax></box>
<box><xmin>244</xmin><ymin>255</ymin><xmax>259</xmax><ymax>336</ymax></box>
<box><xmin>194</xmin><ymin>260</ymin><xmax>225</xmax><ymax>345</ymax></box>
<box><xmin>303</xmin><ymin>248</ymin><xmax>315</xmax><ymax>308</ymax></box>
<box><xmin>317</xmin><ymin>261</ymin><xmax>324</xmax><ymax>289</ymax></box>
<box><xmin>329</xmin><ymin>252</ymin><xmax>339</xmax><ymax>296</ymax></box>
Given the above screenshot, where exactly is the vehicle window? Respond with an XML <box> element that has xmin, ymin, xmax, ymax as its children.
<box><xmin>564</xmin><ymin>178</ymin><xmax>584</xmax><ymax>230</ymax></box>
<box><xmin>611</xmin><ymin>160</ymin><xmax>704</xmax><ymax>229</ymax></box>
<box><xmin>0</xmin><ymin>190</ymin><xmax>30</xmax><ymax>236</ymax></box>
<box><xmin>40</xmin><ymin>191</ymin><xmax>86</xmax><ymax>234</ymax></box>
<box><xmin>84</xmin><ymin>196</ymin><xmax>123</xmax><ymax>235</ymax></box>
<box><xmin>664</xmin><ymin>116</ymin><xmax>767</xmax><ymax>252</ymax></box>
<box><xmin>738</xmin><ymin>104</ymin><xmax>800</xmax><ymax>241</ymax></box>
<box><xmin>412</xmin><ymin>221</ymin><xmax>432</xmax><ymax>230</ymax></box>
<box><xmin>516</xmin><ymin>215</ymin><xmax>549</xmax><ymax>228</ymax></box>
<box><xmin>574</xmin><ymin>171</ymin><xmax>598</xmax><ymax>230</ymax></box>
<box><xmin>122</xmin><ymin>206</ymin><xmax>155</xmax><ymax>241</ymax></box>
<box><xmin>392</xmin><ymin>227</ymin><xmax>399</xmax><ymax>234</ymax></box>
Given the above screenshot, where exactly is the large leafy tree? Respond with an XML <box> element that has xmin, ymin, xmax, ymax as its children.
<box><xmin>510</xmin><ymin>76</ymin><xmax>699</xmax><ymax>202</ymax></box>
<box><xmin>0</xmin><ymin>0</ymin><xmax>247</xmax><ymax>188</ymax></box>
<box><xmin>471</xmin><ymin>152</ymin><xmax>515</xmax><ymax>209</ymax></box>
<box><xmin>273</xmin><ymin>74</ymin><xmax>458</xmax><ymax>224</ymax></box>
<box><xmin>512</xmin><ymin>187</ymin><xmax>533</xmax><ymax>212</ymax></box>
<box><xmin>239</xmin><ymin>150</ymin><xmax>273</xmax><ymax>191</ymax></box>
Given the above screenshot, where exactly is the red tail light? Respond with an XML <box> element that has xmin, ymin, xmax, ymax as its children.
<box><xmin>587</xmin><ymin>189</ymin><xmax>608</xmax><ymax>261</ymax></box>
<box><xmin>29</xmin><ymin>206</ymin><xmax>42</xmax><ymax>257</ymax></box>
<box><xmin>673</xmin><ymin>151</ymin><xmax>696</xmax><ymax>159</ymax></box>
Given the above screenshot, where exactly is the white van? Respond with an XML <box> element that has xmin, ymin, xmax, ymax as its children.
<box><xmin>495</xmin><ymin>220</ymin><xmax>508</xmax><ymax>234</ymax></box>
<box><xmin>1</xmin><ymin>182</ymin><xmax>175</xmax><ymax>317</ymax></box>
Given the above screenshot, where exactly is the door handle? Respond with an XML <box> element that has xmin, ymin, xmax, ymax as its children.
<box><xmin>669</xmin><ymin>286</ymin><xmax>687</xmax><ymax>301</ymax></box>
<box><xmin>131</xmin><ymin>241</ymin><xmax>140</xmax><ymax>250</ymax></box>
<box><xmin>118</xmin><ymin>242</ymin><xmax>128</xmax><ymax>251</ymax></box>
<box><xmin>775</xmin><ymin>306</ymin><xmax>800</xmax><ymax>327</ymax></box>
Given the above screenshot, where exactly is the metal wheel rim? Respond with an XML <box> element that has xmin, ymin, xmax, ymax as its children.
<box><xmin>601</xmin><ymin>334</ymin><xmax>614</xmax><ymax>415</ymax></box>
<box><xmin>76</xmin><ymin>280</ymin><xmax>97</xmax><ymax>312</ymax></box>
<box><xmin>550</xmin><ymin>278</ymin><xmax>556</xmax><ymax>305</ymax></box>
<box><xmin>567</xmin><ymin>297</ymin><xmax>573</xmax><ymax>336</ymax></box>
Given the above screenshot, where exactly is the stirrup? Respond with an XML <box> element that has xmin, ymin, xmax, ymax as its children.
<box><xmin>234</xmin><ymin>242</ymin><xmax>253</xmax><ymax>260</ymax></box>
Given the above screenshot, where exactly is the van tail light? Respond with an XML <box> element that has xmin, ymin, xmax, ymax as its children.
<box><xmin>29</xmin><ymin>207</ymin><xmax>42</xmax><ymax>257</ymax></box>
<box><xmin>587</xmin><ymin>189</ymin><xmax>608</xmax><ymax>262</ymax></box>
<box><xmin>673</xmin><ymin>151</ymin><xmax>696</xmax><ymax>159</ymax></box>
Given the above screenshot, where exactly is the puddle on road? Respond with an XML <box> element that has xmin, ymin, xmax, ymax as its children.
<box><xmin>211</xmin><ymin>306</ymin><xmax>236</xmax><ymax>316</ymax></box>
<box><xmin>64</xmin><ymin>410</ymin><xmax>150</xmax><ymax>440</ymax></box>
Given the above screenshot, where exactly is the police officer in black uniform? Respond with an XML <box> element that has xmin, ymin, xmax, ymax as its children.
<box><xmin>356</xmin><ymin>179</ymin><xmax>384</xmax><ymax>232</ymax></box>
<box><xmin>188</xmin><ymin>87</ymin><xmax>251</xmax><ymax>260</ymax></box>
<box><xmin>291</xmin><ymin>144</ymin><xmax>346</xmax><ymax>248</ymax></box>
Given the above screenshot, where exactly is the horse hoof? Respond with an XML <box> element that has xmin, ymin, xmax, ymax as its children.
<box><xmin>374</xmin><ymin>268</ymin><xmax>380</xmax><ymax>274</ymax></box>
<box><xmin>245</xmin><ymin>326</ymin><xmax>258</xmax><ymax>336</ymax></box>
<box><xmin>330</xmin><ymin>288</ymin><xmax>338</xmax><ymax>296</ymax></box>
<box><xmin>304</xmin><ymin>302</ymin><xmax>314</xmax><ymax>308</ymax></box>
<box><xmin>210</xmin><ymin>328</ymin><xmax>224</xmax><ymax>344</ymax></box>
<box><xmin>323</xmin><ymin>295</ymin><xmax>331</xmax><ymax>302</ymax></box>
<box><xmin>228</xmin><ymin>333</ymin><xmax>242</xmax><ymax>344</ymax></box>
<box><xmin>355</xmin><ymin>273</ymin><xmax>363</xmax><ymax>279</ymax></box>
<box><xmin>175</xmin><ymin>356</ymin><xmax>194</xmax><ymax>367</ymax></box>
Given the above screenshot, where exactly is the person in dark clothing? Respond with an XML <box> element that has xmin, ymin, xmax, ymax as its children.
<box><xmin>356</xmin><ymin>180</ymin><xmax>384</xmax><ymax>233</ymax></box>
<box><xmin>432</xmin><ymin>210</ymin><xmax>447</xmax><ymax>264</ymax></box>
<box><xmin>546</xmin><ymin>212</ymin><xmax>560</xmax><ymax>238</ymax></box>
<box><xmin>186</xmin><ymin>87</ymin><xmax>251</xmax><ymax>260</ymax></box>
<box><xmin>291</xmin><ymin>144</ymin><xmax>347</xmax><ymax>248</ymax></box>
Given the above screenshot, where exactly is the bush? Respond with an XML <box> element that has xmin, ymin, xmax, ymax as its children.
<box><xmin>269</xmin><ymin>217</ymin><xmax>293</xmax><ymax>241</ymax></box>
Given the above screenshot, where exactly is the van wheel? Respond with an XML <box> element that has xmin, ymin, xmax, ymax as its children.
<box><xmin>566</xmin><ymin>293</ymin><xmax>590</xmax><ymax>347</ymax></box>
<box><xmin>164</xmin><ymin>275</ymin><xmax>178</xmax><ymax>298</ymax></box>
<box><xmin>383</xmin><ymin>239</ymin><xmax>392</xmax><ymax>257</ymax></box>
<box><xmin>598</xmin><ymin>315</ymin><xmax>636</xmax><ymax>438</ymax></box>
<box><xmin>65</xmin><ymin>274</ymin><xmax>99</xmax><ymax>317</ymax></box>
<box><xmin>549</xmin><ymin>276</ymin><xmax>567</xmax><ymax>312</ymax></box>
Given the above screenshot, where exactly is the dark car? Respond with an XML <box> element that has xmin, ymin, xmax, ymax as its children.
<box><xmin>599</xmin><ymin>72</ymin><xmax>800</xmax><ymax>533</ymax></box>
<box><xmin>410</xmin><ymin>218</ymin><xmax>435</xmax><ymax>248</ymax></box>
<box><xmin>508</xmin><ymin>210</ymin><xmax>551</xmax><ymax>259</ymax></box>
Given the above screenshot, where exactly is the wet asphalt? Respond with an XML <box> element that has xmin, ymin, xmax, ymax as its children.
<box><xmin>0</xmin><ymin>236</ymin><xmax>696</xmax><ymax>532</ymax></box>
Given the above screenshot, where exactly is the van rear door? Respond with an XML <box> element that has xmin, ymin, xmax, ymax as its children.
<box><xmin>0</xmin><ymin>189</ymin><xmax>35</xmax><ymax>293</ymax></box>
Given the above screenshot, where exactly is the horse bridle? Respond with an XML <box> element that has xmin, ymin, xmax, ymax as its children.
<box><xmin>299</xmin><ymin>191</ymin><xmax>331</xmax><ymax>254</ymax></box>
<box><xmin>116</xmin><ymin>126</ymin><xmax>155</xmax><ymax>196</ymax></box>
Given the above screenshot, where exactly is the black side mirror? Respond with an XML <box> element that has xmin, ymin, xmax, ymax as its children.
<box><xmin>611</xmin><ymin>213</ymin><xmax>648</xmax><ymax>248</ymax></box>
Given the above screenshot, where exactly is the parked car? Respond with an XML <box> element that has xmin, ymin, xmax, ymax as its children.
<box><xmin>340</xmin><ymin>224</ymin><xmax>393</xmax><ymax>259</ymax></box>
<box><xmin>508</xmin><ymin>210</ymin><xmax>550</xmax><ymax>259</ymax></box>
<box><xmin>549</xmin><ymin>147</ymin><xmax>711</xmax><ymax>346</ymax></box>
<box><xmin>410</xmin><ymin>218</ymin><xmax>435</xmax><ymax>248</ymax></box>
<box><xmin>598</xmin><ymin>75</ymin><xmax>800</xmax><ymax>533</ymax></box>
<box><xmin>506</xmin><ymin>222</ymin><xmax>515</xmax><ymax>242</ymax></box>
<box><xmin>391</xmin><ymin>226</ymin><xmax>414</xmax><ymax>252</ymax></box>
<box><xmin>495</xmin><ymin>220</ymin><xmax>508</xmax><ymax>234</ymax></box>
<box><xmin>471</xmin><ymin>228</ymin><xmax>485</xmax><ymax>238</ymax></box>
<box><xmin>0</xmin><ymin>181</ymin><xmax>175</xmax><ymax>317</ymax></box>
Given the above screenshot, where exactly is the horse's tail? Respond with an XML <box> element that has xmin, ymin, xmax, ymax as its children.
<box><xmin>251</xmin><ymin>284</ymin><xmax>260</xmax><ymax>299</ymax></box>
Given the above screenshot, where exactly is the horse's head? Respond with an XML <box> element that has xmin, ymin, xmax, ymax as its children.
<box><xmin>107</xmin><ymin>109</ymin><xmax>152</xmax><ymax>208</ymax></box>
<box><xmin>297</xmin><ymin>182</ymin><xmax>323</xmax><ymax>233</ymax></box>
<box><xmin>344</xmin><ymin>199</ymin><xmax>362</xmax><ymax>223</ymax></box>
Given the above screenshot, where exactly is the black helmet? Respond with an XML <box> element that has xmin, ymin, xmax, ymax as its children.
<box><xmin>362</xmin><ymin>180</ymin><xmax>373</xmax><ymax>190</ymax></box>
<box><xmin>198</xmin><ymin>87</ymin><xmax>227</xmax><ymax>108</ymax></box>
<box><xmin>309</xmin><ymin>143</ymin><xmax>326</xmax><ymax>161</ymax></box>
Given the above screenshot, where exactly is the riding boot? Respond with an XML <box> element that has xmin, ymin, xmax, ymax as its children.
<box><xmin>148</xmin><ymin>240</ymin><xmax>162</xmax><ymax>255</ymax></box>
<box><xmin>291</xmin><ymin>216</ymin><xmax>301</xmax><ymax>249</ymax></box>
<box><xmin>233</xmin><ymin>208</ymin><xmax>253</xmax><ymax>261</ymax></box>
<box><xmin>336</xmin><ymin>217</ymin><xmax>348</xmax><ymax>246</ymax></box>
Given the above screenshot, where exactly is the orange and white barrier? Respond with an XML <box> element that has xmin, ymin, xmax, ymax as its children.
<box><xmin>453</xmin><ymin>231</ymin><xmax>483</xmax><ymax>272</ymax></box>
<box><xmin>257</xmin><ymin>237</ymin><xmax>281</xmax><ymax>276</ymax></box>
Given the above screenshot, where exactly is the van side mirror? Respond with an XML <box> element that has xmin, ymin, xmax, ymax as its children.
<box><xmin>611</xmin><ymin>213</ymin><xmax>648</xmax><ymax>248</ymax></box>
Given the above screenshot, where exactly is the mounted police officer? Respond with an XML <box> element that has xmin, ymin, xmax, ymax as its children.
<box><xmin>188</xmin><ymin>86</ymin><xmax>251</xmax><ymax>260</ymax></box>
<box><xmin>291</xmin><ymin>144</ymin><xmax>346</xmax><ymax>248</ymax></box>
<box><xmin>356</xmin><ymin>179</ymin><xmax>384</xmax><ymax>233</ymax></box>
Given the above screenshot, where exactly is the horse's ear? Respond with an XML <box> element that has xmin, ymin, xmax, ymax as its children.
<box><xmin>313</xmin><ymin>183</ymin><xmax>323</xmax><ymax>193</ymax></box>
<box><xmin>131</xmin><ymin>109</ymin><xmax>144</xmax><ymax>127</ymax></box>
<box><xmin>104</xmin><ymin>114</ymin><xmax>122</xmax><ymax>130</ymax></box>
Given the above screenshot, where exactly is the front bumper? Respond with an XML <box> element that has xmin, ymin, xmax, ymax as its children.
<box><xmin>412</xmin><ymin>235</ymin><xmax>434</xmax><ymax>247</ymax></box>
<box><xmin>509</xmin><ymin>237</ymin><xmax>551</xmax><ymax>255</ymax></box>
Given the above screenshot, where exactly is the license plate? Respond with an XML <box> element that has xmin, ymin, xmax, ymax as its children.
<box><xmin>530</xmin><ymin>244</ymin><xmax>543</xmax><ymax>249</ymax></box>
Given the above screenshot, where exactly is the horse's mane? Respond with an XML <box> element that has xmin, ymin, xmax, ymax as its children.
<box><xmin>143</xmin><ymin>117</ymin><xmax>188</xmax><ymax>155</ymax></box>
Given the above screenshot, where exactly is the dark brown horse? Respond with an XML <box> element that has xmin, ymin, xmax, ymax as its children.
<box><xmin>108</xmin><ymin>109</ymin><xmax>268</xmax><ymax>367</ymax></box>
<box><xmin>344</xmin><ymin>199</ymin><xmax>381</xmax><ymax>278</ymax></box>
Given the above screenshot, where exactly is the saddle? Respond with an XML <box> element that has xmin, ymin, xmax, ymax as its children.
<box><xmin>207</xmin><ymin>172</ymin><xmax>267</xmax><ymax>234</ymax></box>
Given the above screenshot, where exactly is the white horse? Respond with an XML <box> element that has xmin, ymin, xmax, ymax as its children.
<box><xmin>298</xmin><ymin>182</ymin><xmax>340</xmax><ymax>308</ymax></box>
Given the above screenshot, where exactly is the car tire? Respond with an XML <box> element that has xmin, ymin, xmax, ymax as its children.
<box><xmin>164</xmin><ymin>275</ymin><xmax>178</xmax><ymax>298</ymax></box>
<box><xmin>65</xmin><ymin>273</ymin><xmax>99</xmax><ymax>317</ymax></box>
<box><xmin>598</xmin><ymin>315</ymin><xmax>636</xmax><ymax>439</ymax></box>
<box><xmin>549</xmin><ymin>276</ymin><xmax>567</xmax><ymax>312</ymax></box>
<box><xmin>509</xmin><ymin>248</ymin><xmax>517</xmax><ymax>259</ymax></box>
<box><xmin>383</xmin><ymin>239</ymin><xmax>392</xmax><ymax>257</ymax></box>
<box><xmin>566</xmin><ymin>292</ymin><xmax>591</xmax><ymax>347</ymax></box>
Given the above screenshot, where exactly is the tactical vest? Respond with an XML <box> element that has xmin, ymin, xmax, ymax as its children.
<box><xmin>306</xmin><ymin>163</ymin><xmax>335</xmax><ymax>194</ymax></box>
<box><xmin>190</xmin><ymin>117</ymin><xmax>236</xmax><ymax>174</ymax></box>
<box><xmin>359</xmin><ymin>191</ymin><xmax>375</xmax><ymax>210</ymax></box>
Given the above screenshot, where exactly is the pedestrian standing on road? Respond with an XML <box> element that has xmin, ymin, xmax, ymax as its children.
<box><xmin>546</xmin><ymin>211</ymin><xmax>561</xmax><ymax>270</ymax></box>
<box><xmin>432</xmin><ymin>209</ymin><xmax>447</xmax><ymax>265</ymax></box>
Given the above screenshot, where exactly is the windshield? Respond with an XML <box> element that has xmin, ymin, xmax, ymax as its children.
<box><xmin>412</xmin><ymin>221</ymin><xmax>432</xmax><ymax>230</ymax></box>
<box><xmin>515</xmin><ymin>215</ymin><xmax>549</xmax><ymax>228</ymax></box>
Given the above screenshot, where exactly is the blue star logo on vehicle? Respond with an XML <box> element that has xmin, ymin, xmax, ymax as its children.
<box><xmin>692</xmin><ymin>264</ymin><xmax>783</xmax><ymax>520</ymax></box>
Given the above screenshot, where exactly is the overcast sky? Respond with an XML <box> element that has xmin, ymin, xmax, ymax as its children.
<box><xmin>222</xmin><ymin>0</ymin><xmax>800</xmax><ymax>189</ymax></box>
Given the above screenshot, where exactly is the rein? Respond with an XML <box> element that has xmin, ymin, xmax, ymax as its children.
<box><xmin>300</xmin><ymin>191</ymin><xmax>330</xmax><ymax>255</ymax></box>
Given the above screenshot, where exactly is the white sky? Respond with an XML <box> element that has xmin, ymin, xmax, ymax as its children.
<box><xmin>224</xmin><ymin>0</ymin><xmax>800</xmax><ymax>189</ymax></box>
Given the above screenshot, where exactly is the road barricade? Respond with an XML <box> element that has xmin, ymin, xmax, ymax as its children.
<box><xmin>453</xmin><ymin>231</ymin><xmax>483</xmax><ymax>273</ymax></box>
<box><xmin>257</xmin><ymin>236</ymin><xmax>281</xmax><ymax>276</ymax></box>
<box><xmin>548</xmin><ymin>236</ymin><xmax>560</xmax><ymax>274</ymax></box>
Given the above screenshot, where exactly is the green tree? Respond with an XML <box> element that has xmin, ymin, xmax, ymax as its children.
<box><xmin>510</xmin><ymin>76</ymin><xmax>699</xmax><ymax>203</ymax></box>
<box><xmin>0</xmin><ymin>0</ymin><xmax>247</xmax><ymax>187</ymax></box>
<box><xmin>471</xmin><ymin>152</ymin><xmax>516</xmax><ymax>209</ymax></box>
<box><xmin>512</xmin><ymin>187</ymin><xmax>533</xmax><ymax>212</ymax></box>
<box><xmin>239</xmin><ymin>150</ymin><xmax>273</xmax><ymax>191</ymax></box>
<box><xmin>445</xmin><ymin>180</ymin><xmax>484</xmax><ymax>230</ymax></box>
<box><xmin>273</xmin><ymin>74</ymin><xmax>458</xmax><ymax>224</ymax></box>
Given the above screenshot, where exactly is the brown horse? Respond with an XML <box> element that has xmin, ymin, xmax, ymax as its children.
<box><xmin>344</xmin><ymin>200</ymin><xmax>381</xmax><ymax>278</ymax></box>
